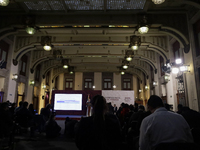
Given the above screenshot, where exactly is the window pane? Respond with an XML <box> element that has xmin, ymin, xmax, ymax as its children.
<box><xmin>2</xmin><ymin>51</ymin><xmax>7</xmax><ymax>61</ymax></box>
<box><xmin>85</xmin><ymin>82</ymin><xmax>88</xmax><ymax>88</ymax></box>
<box><xmin>89</xmin><ymin>82</ymin><xmax>92</xmax><ymax>88</ymax></box>
<box><xmin>104</xmin><ymin>79</ymin><xmax>111</xmax><ymax>81</ymax></box>
<box><xmin>66</xmin><ymin>82</ymin><xmax>69</xmax><ymax>88</ymax></box>
<box><xmin>85</xmin><ymin>79</ymin><xmax>92</xmax><ymax>81</ymax></box>
<box><xmin>104</xmin><ymin>83</ymin><xmax>107</xmax><ymax>88</ymax></box>
<box><xmin>124</xmin><ymin>79</ymin><xmax>130</xmax><ymax>81</ymax></box>
<box><xmin>128</xmin><ymin>83</ymin><xmax>130</xmax><ymax>89</ymax></box>
<box><xmin>70</xmin><ymin>82</ymin><xmax>73</xmax><ymax>88</ymax></box>
<box><xmin>108</xmin><ymin>83</ymin><xmax>111</xmax><ymax>88</ymax></box>
<box><xmin>124</xmin><ymin>83</ymin><xmax>126</xmax><ymax>88</ymax></box>
<box><xmin>66</xmin><ymin>79</ymin><xmax>73</xmax><ymax>81</ymax></box>
<box><xmin>22</xmin><ymin>62</ymin><xmax>26</xmax><ymax>73</ymax></box>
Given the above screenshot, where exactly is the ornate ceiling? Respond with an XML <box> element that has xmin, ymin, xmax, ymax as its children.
<box><xmin>1</xmin><ymin>0</ymin><xmax>200</xmax><ymax>77</ymax></box>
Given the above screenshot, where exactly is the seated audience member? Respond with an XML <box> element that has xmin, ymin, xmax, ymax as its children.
<box><xmin>40</xmin><ymin>104</ymin><xmax>52</xmax><ymax>122</ymax></box>
<box><xmin>65</xmin><ymin>117</ymin><xmax>78</xmax><ymax>138</ymax></box>
<box><xmin>28</xmin><ymin>104</ymin><xmax>35</xmax><ymax>116</ymax></box>
<box><xmin>45</xmin><ymin>112</ymin><xmax>61</xmax><ymax>138</ymax></box>
<box><xmin>75</xmin><ymin>95</ymin><xmax>122</xmax><ymax>150</ymax></box>
<box><xmin>14</xmin><ymin>101</ymin><xmax>23</xmax><ymax>113</ymax></box>
<box><xmin>181</xmin><ymin>107</ymin><xmax>200</xmax><ymax>129</ymax></box>
<box><xmin>15</xmin><ymin>102</ymin><xmax>33</xmax><ymax>128</ymax></box>
<box><xmin>0</xmin><ymin>102</ymin><xmax>13</xmax><ymax>137</ymax></box>
<box><xmin>128</xmin><ymin>105</ymin><xmax>145</xmax><ymax>130</ymax></box>
<box><xmin>139</xmin><ymin>95</ymin><xmax>193</xmax><ymax>150</ymax></box>
<box><xmin>10</xmin><ymin>102</ymin><xmax>17</xmax><ymax>118</ymax></box>
<box><xmin>177</xmin><ymin>104</ymin><xmax>183</xmax><ymax>114</ymax></box>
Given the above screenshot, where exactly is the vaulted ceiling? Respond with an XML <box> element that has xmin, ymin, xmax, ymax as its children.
<box><xmin>1</xmin><ymin>0</ymin><xmax>200</xmax><ymax>77</ymax></box>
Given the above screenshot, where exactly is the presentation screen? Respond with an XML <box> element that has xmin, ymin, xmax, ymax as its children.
<box><xmin>54</xmin><ymin>94</ymin><xmax>82</xmax><ymax>111</ymax></box>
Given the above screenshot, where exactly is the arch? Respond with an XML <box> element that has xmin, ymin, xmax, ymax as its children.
<box><xmin>133</xmin><ymin>56</ymin><xmax>157</xmax><ymax>73</ymax></box>
<box><xmin>141</xmin><ymin>43</ymin><xmax>169</xmax><ymax>62</ymax></box>
<box><xmin>159</xmin><ymin>26</ymin><xmax>190</xmax><ymax>53</ymax></box>
<box><xmin>42</xmin><ymin>64</ymin><xmax>63</xmax><ymax>77</ymax></box>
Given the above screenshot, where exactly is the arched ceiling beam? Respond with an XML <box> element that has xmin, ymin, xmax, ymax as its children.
<box><xmin>132</xmin><ymin>57</ymin><xmax>157</xmax><ymax>74</ymax></box>
<box><xmin>159</xmin><ymin>26</ymin><xmax>190</xmax><ymax>53</ymax></box>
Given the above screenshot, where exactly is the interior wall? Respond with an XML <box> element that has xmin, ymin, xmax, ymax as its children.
<box><xmin>0</xmin><ymin>77</ymin><xmax>5</xmax><ymax>91</ymax></box>
<box><xmin>94</xmin><ymin>72</ymin><xmax>102</xmax><ymax>90</ymax></box>
<box><xmin>74</xmin><ymin>72</ymin><xmax>83</xmax><ymax>90</ymax></box>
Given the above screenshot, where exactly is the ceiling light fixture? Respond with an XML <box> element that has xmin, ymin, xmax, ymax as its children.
<box><xmin>138</xmin><ymin>16</ymin><xmax>149</xmax><ymax>34</ymax></box>
<box><xmin>25</xmin><ymin>26</ymin><xmax>36</xmax><ymax>35</ymax></box>
<box><xmin>152</xmin><ymin>0</ymin><xmax>165</xmax><ymax>4</ymax></box>
<box><xmin>125</xmin><ymin>50</ymin><xmax>134</xmax><ymax>61</ymax></box>
<box><xmin>41</xmin><ymin>36</ymin><xmax>52</xmax><ymax>51</ymax></box>
<box><xmin>121</xmin><ymin>71</ymin><xmax>125</xmax><ymax>75</ymax></box>
<box><xmin>130</xmin><ymin>35</ymin><xmax>141</xmax><ymax>50</ymax></box>
<box><xmin>63</xmin><ymin>65</ymin><xmax>68</xmax><ymax>69</ymax></box>
<box><xmin>0</xmin><ymin>0</ymin><xmax>9</xmax><ymax>6</ymax></box>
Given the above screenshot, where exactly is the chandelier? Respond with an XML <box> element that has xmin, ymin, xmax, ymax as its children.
<box><xmin>130</xmin><ymin>35</ymin><xmax>141</xmax><ymax>50</ymax></box>
<box><xmin>41</xmin><ymin>36</ymin><xmax>52</xmax><ymax>51</ymax></box>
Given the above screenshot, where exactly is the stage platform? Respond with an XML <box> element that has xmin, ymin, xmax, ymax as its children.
<box><xmin>55</xmin><ymin>115</ymin><xmax>86</xmax><ymax>120</ymax></box>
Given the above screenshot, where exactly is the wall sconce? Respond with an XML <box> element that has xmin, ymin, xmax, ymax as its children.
<box><xmin>12</xmin><ymin>74</ymin><xmax>18</xmax><ymax>81</ymax></box>
<box><xmin>180</xmin><ymin>65</ymin><xmax>190</xmax><ymax>73</ymax></box>
<box><xmin>153</xmin><ymin>81</ymin><xmax>158</xmax><ymax>86</ymax></box>
<box><xmin>139</xmin><ymin>89</ymin><xmax>142</xmax><ymax>93</ymax></box>
<box><xmin>172</xmin><ymin>67</ymin><xmax>179</xmax><ymax>74</ymax></box>
<box><xmin>0</xmin><ymin>0</ymin><xmax>9</xmax><ymax>6</ymax></box>
<box><xmin>175</xmin><ymin>58</ymin><xmax>182</xmax><ymax>65</ymax></box>
<box><xmin>93</xmin><ymin>85</ymin><xmax>95</xmax><ymax>89</ymax></box>
<box><xmin>164</xmin><ymin>75</ymin><xmax>170</xmax><ymax>81</ymax></box>
<box><xmin>113</xmin><ymin>85</ymin><xmax>116</xmax><ymax>88</ymax></box>
<box><xmin>130</xmin><ymin>35</ymin><xmax>141</xmax><ymax>50</ymax></box>
<box><xmin>138</xmin><ymin>16</ymin><xmax>149</xmax><ymax>34</ymax></box>
<box><xmin>42</xmin><ymin>84</ymin><xmax>46</xmax><ymax>89</ymax></box>
<box><xmin>152</xmin><ymin>0</ymin><xmax>165</xmax><ymax>4</ymax></box>
<box><xmin>30</xmin><ymin>80</ymin><xmax>35</xmax><ymax>86</ymax></box>
<box><xmin>41</xmin><ymin>36</ymin><xmax>52</xmax><ymax>51</ymax></box>
<box><xmin>145</xmin><ymin>85</ymin><xmax>149</xmax><ymax>90</ymax></box>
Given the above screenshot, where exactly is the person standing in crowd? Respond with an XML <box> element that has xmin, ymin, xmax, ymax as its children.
<box><xmin>139</xmin><ymin>95</ymin><xmax>193</xmax><ymax>150</ymax></box>
<box><xmin>113</xmin><ymin>104</ymin><xmax>118</xmax><ymax>114</ymax></box>
<box><xmin>75</xmin><ymin>95</ymin><xmax>122</xmax><ymax>150</ymax></box>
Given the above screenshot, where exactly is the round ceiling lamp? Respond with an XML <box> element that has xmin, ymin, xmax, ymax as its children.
<box><xmin>123</xmin><ymin>65</ymin><xmax>128</xmax><ymax>69</ymax></box>
<box><xmin>25</xmin><ymin>27</ymin><xmax>36</xmax><ymax>35</ymax></box>
<box><xmin>70</xmin><ymin>71</ymin><xmax>74</xmax><ymax>74</ymax></box>
<box><xmin>63</xmin><ymin>65</ymin><xmax>68</xmax><ymax>69</ymax></box>
<box><xmin>0</xmin><ymin>0</ymin><xmax>9</xmax><ymax>6</ymax></box>
<box><xmin>121</xmin><ymin>71</ymin><xmax>125</xmax><ymax>75</ymax></box>
<box><xmin>131</xmin><ymin>45</ymin><xmax>139</xmax><ymax>50</ymax></box>
<box><xmin>152</xmin><ymin>0</ymin><xmax>165</xmax><ymax>4</ymax></box>
<box><xmin>43</xmin><ymin>44</ymin><xmax>52</xmax><ymax>51</ymax></box>
<box><xmin>126</xmin><ymin>57</ymin><xmax>132</xmax><ymax>61</ymax></box>
<box><xmin>138</xmin><ymin>26</ymin><xmax>149</xmax><ymax>34</ymax></box>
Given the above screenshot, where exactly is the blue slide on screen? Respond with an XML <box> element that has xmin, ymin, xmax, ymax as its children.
<box><xmin>54</xmin><ymin>94</ymin><xmax>82</xmax><ymax>111</ymax></box>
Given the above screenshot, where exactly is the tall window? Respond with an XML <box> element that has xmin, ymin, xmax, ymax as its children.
<box><xmin>0</xmin><ymin>40</ymin><xmax>9</xmax><ymax>69</ymax></box>
<box><xmin>103</xmin><ymin>78</ymin><xmax>112</xmax><ymax>90</ymax></box>
<box><xmin>123</xmin><ymin>78</ymin><xmax>131</xmax><ymax>90</ymax></box>
<box><xmin>193</xmin><ymin>19</ymin><xmax>200</xmax><ymax>57</ymax></box>
<box><xmin>20</xmin><ymin>55</ymin><xmax>27</xmax><ymax>76</ymax></box>
<box><xmin>84</xmin><ymin>78</ymin><xmax>93</xmax><ymax>90</ymax></box>
<box><xmin>65</xmin><ymin>78</ymin><xmax>73</xmax><ymax>90</ymax></box>
<box><xmin>173</xmin><ymin>41</ymin><xmax>180</xmax><ymax>60</ymax></box>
